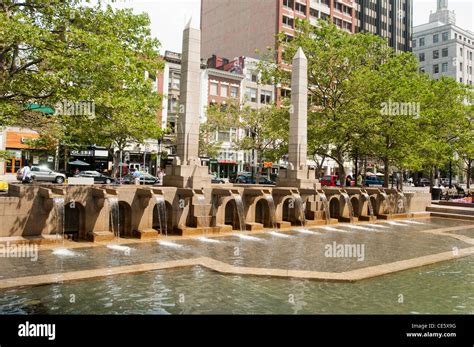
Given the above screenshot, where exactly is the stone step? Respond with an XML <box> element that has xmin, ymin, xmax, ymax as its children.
<box><xmin>429</xmin><ymin>212</ymin><xmax>474</xmax><ymax>221</ymax></box>
<box><xmin>427</xmin><ymin>206</ymin><xmax>474</xmax><ymax>216</ymax></box>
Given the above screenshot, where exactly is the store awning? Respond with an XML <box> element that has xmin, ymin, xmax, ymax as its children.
<box><xmin>26</xmin><ymin>104</ymin><xmax>55</xmax><ymax>114</ymax></box>
<box><xmin>68</xmin><ymin>160</ymin><xmax>90</xmax><ymax>166</ymax></box>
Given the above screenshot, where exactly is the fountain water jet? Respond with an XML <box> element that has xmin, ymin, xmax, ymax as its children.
<box><xmin>155</xmin><ymin>196</ymin><xmax>168</xmax><ymax>236</ymax></box>
<box><xmin>340</xmin><ymin>191</ymin><xmax>354</xmax><ymax>223</ymax></box>
<box><xmin>293</xmin><ymin>194</ymin><xmax>306</xmax><ymax>226</ymax></box>
<box><xmin>108</xmin><ymin>197</ymin><xmax>120</xmax><ymax>239</ymax></box>
<box><xmin>317</xmin><ymin>190</ymin><xmax>331</xmax><ymax>224</ymax></box>
<box><xmin>53</xmin><ymin>197</ymin><xmax>65</xmax><ymax>245</ymax></box>
<box><xmin>361</xmin><ymin>190</ymin><xmax>374</xmax><ymax>217</ymax></box>
<box><xmin>264</xmin><ymin>194</ymin><xmax>277</xmax><ymax>230</ymax></box>
<box><xmin>233</xmin><ymin>195</ymin><xmax>246</xmax><ymax>232</ymax></box>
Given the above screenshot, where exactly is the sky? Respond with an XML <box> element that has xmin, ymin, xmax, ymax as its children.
<box><xmin>109</xmin><ymin>0</ymin><xmax>473</xmax><ymax>54</ymax></box>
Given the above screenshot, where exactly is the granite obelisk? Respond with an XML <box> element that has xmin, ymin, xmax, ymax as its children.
<box><xmin>276</xmin><ymin>47</ymin><xmax>317</xmax><ymax>189</ymax></box>
<box><xmin>164</xmin><ymin>19</ymin><xmax>210</xmax><ymax>188</ymax></box>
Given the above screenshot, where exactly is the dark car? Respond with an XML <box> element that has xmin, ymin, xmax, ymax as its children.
<box><xmin>75</xmin><ymin>171</ymin><xmax>115</xmax><ymax>184</ymax></box>
<box><xmin>415</xmin><ymin>178</ymin><xmax>430</xmax><ymax>187</ymax></box>
<box><xmin>120</xmin><ymin>173</ymin><xmax>159</xmax><ymax>185</ymax></box>
<box><xmin>235</xmin><ymin>176</ymin><xmax>275</xmax><ymax>185</ymax></box>
<box><xmin>229</xmin><ymin>171</ymin><xmax>251</xmax><ymax>183</ymax></box>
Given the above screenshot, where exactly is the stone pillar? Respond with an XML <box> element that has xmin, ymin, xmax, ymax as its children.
<box><xmin>277</xmin><ymin>47</ymin><xmax>318</xmax><ymax>189</ymax></box>
<box><xmin>164</xmin><ymin>19</ymin><xmax>210</xmax><ymax>188</ymax></box>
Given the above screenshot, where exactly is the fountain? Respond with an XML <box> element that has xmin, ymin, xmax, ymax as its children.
<box><xmin>53</xmin><ymin>197</ymin><xmax>65</xmax><ymax>244</ymax></box>
<box><xmin>293</xmin><ymin>194</ymin><xmax>306</xmax><ymax>226</ymax></box>
<box><xmin>233</xmin><ymin>194</ymin><xmax>246</xmax><ymax>232</ymax></box>
<box><xmin>317</xmin><ymin>190</ymin><xmax>331</xmax><ymax>224</ymax></box>
<box><xmin>264</xmin><ymin>194</ymin><xmax>277</xmax><ymax>230</ymax></box>
<box><xmin>397</xmin><ymin>190</ymin><xmax>408</xmax><ymax>214</ymax></box>
<box><xmin>360</xmin><ymin>190</ymin><xmax>375</xmax><ymax>220</ymax></box>
<box><xmin>340</xmin><ymin>191</ymin><xmax>354</xmax><ymax>223</ymax></box>
<box><xmin>108</xmin><ymin>197</ymin><xmax>120</xmax><ymax>239</ymax></box>
<box><xmin>155</xmin><ymin>196</ymin><xmax>168</xmax><ymax>236</ymax></box>
<box><xmin>379</xmin><ymin>189</ymin><xmax>391</xmax><ymax>215</ymax></box>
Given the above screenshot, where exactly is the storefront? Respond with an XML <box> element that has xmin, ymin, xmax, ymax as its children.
<box><xmin>69</xmin><ymin>147</ymin><xmax>112</xmax><ymax>174</ymax></box>
<box><xmin>213</xmin><ymin>160</ymin><xmax>238</xmax><ymax>179</ymax></box>
<box><xmin>1</xmin><ymin>128</ymin><xmax>53</xmax><ymax>174</ymax></box>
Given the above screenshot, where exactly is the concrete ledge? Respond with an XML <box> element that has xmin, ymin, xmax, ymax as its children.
<box><xmin>134</xmin><ymin>229</ymin><xmax>160</xmax><ymax>239</ymax></box>
<box><xmin>88</xmin><ymin>231</ymin><xmax>115</xmax><ymax>242</ymax></box>
<box><xmin>1</xmin><ymin>246</ymin><xmax>473</xmax><ymax>290</ymax></box>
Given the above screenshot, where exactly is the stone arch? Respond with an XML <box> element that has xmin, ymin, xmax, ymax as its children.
<box><xmin>64</xmin><ymin>201</ymin><xmax>85</xmax><ymax>241</ymax></box>
<box><xmin>350</xmin><ymin>196</ymin><xmax>360</xmax><ymax>217</ymax></box>
<box><xmin>153</xmin><ymin>200</ymin><xmax>173</xmax><ymax>235</ymax></box>
<box><xmin>224</xmin><ymin>199</ymin><xmax>242</xmax><ymax>230</ymax></box>
<box><xmin>119</xmin><ymin>201</ymin><xmax>132</xmax><ymax>237</ymax></box>
<box><xmin>329</xmin><ymin>196</ymin><xmax>340</xmax><ymax>219</ymax></box>
<box><xmin>255</xmin><ymin>197</ymin><xmax>273</xmax><ymax>228</ymax></box>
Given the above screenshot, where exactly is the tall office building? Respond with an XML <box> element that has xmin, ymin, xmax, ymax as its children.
<box><xmin>354</xmin><ymin>0</ymin><xmax>413</xmax><ymax>52</ymax></box>
<box><xmin>413</xmin><ymin>0</ymin><xmax>473</xmax><ymax>85</ymax></box>
<box><xmin>201</xmin><ymin>0</ymin><xmax>413</xmax><ymax>62</ymax></box>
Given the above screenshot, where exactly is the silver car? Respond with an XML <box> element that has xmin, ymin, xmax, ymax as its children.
<box><xmin>17</xmin><ymin>166</ymin><xmax>66</xmax><ymax>184</ymax></box>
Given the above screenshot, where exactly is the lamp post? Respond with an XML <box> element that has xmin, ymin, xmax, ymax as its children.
<box><xmin>157</xmin><ymin>137</ymin><xmax>162</xmax><ymax>175</ymax></box>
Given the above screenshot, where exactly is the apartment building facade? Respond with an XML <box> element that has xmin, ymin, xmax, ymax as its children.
<box><xmin>201</xmin><ymin>0</ymin><xmax>412</xmax><ymax>63</ymax></box>
<box><xmin>413</xmin><ymin>1</ymin><xmax>473</xmax><ymax>85</ymax></box>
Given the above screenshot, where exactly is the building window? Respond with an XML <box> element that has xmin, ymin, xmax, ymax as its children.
<box><xmin>442</xmin><ymin>48</ymin><xmax>448</xmax><ymax>57</ymax></box>
<box><xmin>295</xmin><ymin>2</ymin><xmax>306</xmax><ymax>14</ymax></box>
<box><xmin>470</xmin><ymin>51</ymin><xmax>473</xmax><ymax>60</ymax></box>
<box><xmin>220</xmin><ymin>84</ymin><xmax>228</xmax><ymax>97</ymax></box>
<box><xmin>460</xmin><ymin>62</ymin><xmax>462</xmax><ymax>72</ymax></box>
<box><xmin>419</xmin><ymin>37</ymin><xmax>425</xmax><ymax>46</ymax></box>
<box><xmin>246</xmin><ymin>87</ymin><xmax>257</xmax><ymax>103</ymax></box>
<box><xmin>281</xmin><ymin>88</ymin><xmax>291</xmax><ymax>98</ymax></box>
<box><xmin>230</xmin><ymin>86</ymin><xmax>239</xmax><ymax>98</ymax></box>
<box><xmin>433</xmin><ymin>64</ymin><xmax>439</xmax><ymax>74</ymax></box>
<box><xmin>217</xmin><ymin>131</ymin><xmax>230</xmax><ymax>142</ymax></box>
<box><xmin>283</xmin><ymin>0</ymin><xmax>293</xmax><ymax>9</ymax></box>
<box><xmin>282</xmin><ymin>15</ymin><xmax>294</xmax><ymax>28</ymax></box>
<box><xmin>459</xmin><ymin>77</ymin><xmax>462</xmax><ymax>83</ymax></box>
<box><xmin>321</xmin><ymin>0</ymin><xmax>330</xmax><ymax>6</ymax></box>
<box><xmin>433</xmin><ymin>34</ymin><xmax>439</xmax><ymax>43</ymax></box>
<box><xmin>460</xmin><ymin>47</ymin><xmax>463</xmax><ymax>56</ymax></box>
<box><xmin>310</xmin><ymin>8</ymin><xmax>318</xmax><ymax>18</ymax></box>
<box><xmin>419</xmin><ymin>53</ymin><xmax>425</xmax><ymax>62</ymax></box>
<box><xmin>442</xmin><ymin>62</ymin><xmax>448</xmax><ymax>73</ymax></box>
<box><xmin>260</xmin><ymin>90</ymin><xmax>273</xmax><ymax>104</ymax></box>
<box><xmin>412</xmin><ymin>39</ymin><xmax>416</xmax><ymax>48</ymax></box>
<box><xmin>210</xmin><ymin>82</ymin><xmax>218</xmax><ymax>96</ymax></box>
<box><xmin>442</xmin><ymin>31</ymin><xmax>449</xmax><ymax>41</ymax></box>
<box><xmin>433</xmin><ymin>50</ymin><xmax>439</xmax><ymax>59</ymax></box>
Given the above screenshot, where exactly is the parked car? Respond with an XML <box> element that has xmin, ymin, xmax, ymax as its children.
<box><xmin>320</xmin><ymin>175</ymin><xmax>340</xmax><ymax>187</ymax></box>
<box><xmin>229</xmin><ymin>171</ymin><xmax>251</xmax><ymax>183</ymax></box>
<box><xmin>75</xmin><ymin>171</ymin><xmax>115</xmax><ymax>184</ymax></box>
<box><xmin>235</xmin><ymin>176</ymin><xmax>275</xmax><ymax>185</ymax></box>
<box><xmin>415</xmin><ymin>178</ymin><xmax>430</xmax><ymax>187</ymax></box>
<box><xmin>17</xmin><ymin>166</ymin><xmax>66</xmax><ymax>184</ymax></box>
<box><xmin>365</xmin><ymin>176</ymin><xmax>384</xmax><ymax>187</ymax></box>
<box><xmin>120</xmin><ymin>173</ymin><xmax>159</xmax><ymax>185</ymax></box>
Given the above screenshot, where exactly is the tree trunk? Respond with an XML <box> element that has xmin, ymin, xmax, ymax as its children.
<box><xmin>337</xmin><ymin>152</ymin><xmax>346</xmax><ymax>186</ymax></box>
<box><xmin>383</xmin><ymin>157</ymin><xmax>389</xmax><ymax>188</ymax></box>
